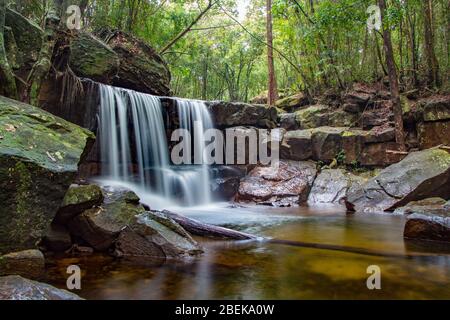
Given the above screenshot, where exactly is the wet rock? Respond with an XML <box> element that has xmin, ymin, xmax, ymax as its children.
<box><xmin>68</xmin><ymin>187</ymin><xmax>201</xmax><ymax>258</ymax></box>
<box><xmin>41</xmin><ymin>225</ymin><xmax>72</xmax><ymax>252</ymax></box>
<box><xmin>280</xmin><ymin>129</ymin><xmax>313</xmax><ymax>161</ymax></box>
<box><xmin>0</xmin><ymin>96</ymin><xmax>95</xmax><ymax>253</ymax></box>
<box><xmin>206</xmin><ymin>101</ymin><xmax>278</xmax><ymax>128</ymax></box>
<box><xmin>346</xmin><ymin>148</ymin><xmax>450</xmax><ymax>212</ymax></box>
<box><xmin>69</xmin><ymin>32</ymin><xmax>120</xmax><ymax>84</ymax></box>
<box><xmin>308</xmin><ymin>169</ymin><xmax>367</xmax><ymax>204</ymax></box>
<box><xmin>55</xmin><ymin>184</ymin><xmax>104</xmax><ymax>224</ymax></box>
<box><xmin>115</xmin><ymin>212</ymin><xmax>201</xmax><ymax>259</ymax></box>
<box><xmin>404</xmin><ymin>211</ymin><xmax>450</xmax><ymax>243</ymax></box>
<box><xmin>237</xmin><ymin>161</ymin><xmax>317</xmax><ymax>206</ymax></box>
<box><xmin>0</xmin><ymin>250</ymin><xmax>45</xmax><ymax>279</ymax></box>
<box><xmin>97</xmin><ymin>30</ymin><xmax>171</xmax><ymax>96</ymax></box>
<box><xmin>0</xmin><ymin>275</ymin><xmax>83</xmax><ymax>300</ymax></box>
<box><xmin>275</xmin><ymin>93</ymin><xmax>309</xmax><ymax>112</ymax></box>
<box><xmin>210</xmin><ymin>166</ymin><xmax>246</xmax><ymax>200</ymax></box>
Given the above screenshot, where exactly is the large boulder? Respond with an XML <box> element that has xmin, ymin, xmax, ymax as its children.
<box><xmin>346</xmin><ymin>148</ymin><xmax>450</xmax><ymax>213</ymax></box>
<box><xmin>0</xmin><ymin>276</ymin><xmax>83</xmax><ymax>300</ymax></box>
<box><xmin>0</xmin><ymin>250</ymin><xmax>45</xmax><ymax>279</ymax></box>
<box><xmin>394</xmin><ymin>198</ymin><xmax>448</xmax><ymax>215</ymax></box>
<box><xmin>308</xmin><ymin>169</ymin><xmax>367</xmax><ymax>204</ymax></box>
<box><xmin>0</xmin><ymin>96</ymin><xmax>95</xmax><ymax>253</ymax></box>
<box><xmin>311</xmin><ymin>127</ymin><xmax>347</xmax><ymax>162</ymax></box>
<box><xmin>68</xmin><ymin>187</ymin><xmax>201</xmax><ymax>259</ymax></box>
<box><xmin>69</xmin><ymin>32</ymin><xmax>120</xmax><ymax>84</ymax></box>
<box><xmin>206</xmin><ymin>101</ymin><xmax>278</xmax><ymax>128</ymax></box>
<box><xmin>97</xmin><ymin>30</ymin><xmax>171</xmax><ymax>96</ymax></box>
<box><xmin>237</xmin><ymin>161</ymin><xmax>317</xmax><ymax>206</ymax></box>
<box><xmin>4</xmin><ymin>9</ymin><xmax>43</xmax><ymax>74</ymax></box>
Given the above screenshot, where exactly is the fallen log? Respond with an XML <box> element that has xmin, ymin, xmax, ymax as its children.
<box><xmin>161</xmin><ymin>210</ymin><xmax>257</xmax><ymax>240</ymax></box>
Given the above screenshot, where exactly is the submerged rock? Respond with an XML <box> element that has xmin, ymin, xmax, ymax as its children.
<box><xmin>0</xmin><ymin>250</ymin><xmax>45</xmax><ymax>279</ymax></box>
<box><xmin>0</xmin><ymin>96</ymin><xmax>95</xmax><ymax>253</ymax></box>
<box><xmin>346</xmin><ymin>148</ymin><xmax>450</xmax><ymax>212</ymax></box>
<box><xmin>237</xmin><ymin>160</ymin><xmax>317</xmax><ymax>206</ymax></box>
<box><xmin>0</xmin><ymin>276</ymin><xmax>83</xmax><ymax>300</ymax></box>
<box><xmin>308</xmin><ymin>169</ymin><xmax>367</xmax><ymax>204</ymax></box>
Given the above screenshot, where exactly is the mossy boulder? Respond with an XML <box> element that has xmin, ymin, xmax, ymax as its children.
<box><xmin>69</xmin><ymin>32</ymin><xmax>120</xmax><ymax>84</ymax></box>
<box><xmin>68</xmin><ymin>186</ymin><xmax>201</xmax><ymax>259</ymax></box>
<box><xmin>346</xmin><ymin>148</ymin><xmax>450</xmax><ymax>213</ymax></box>
<box><xmin>96</xmin><ymin>30</ymin><xmax>171</xmax><ymax>96</ymax></box>
<box><xmin>294</xmin><ymin>105</ymin><xmax>329</xmax><ymax>129</ymax></box>
<box><xmin>275</xmin><ymin>93</ymin><xmax>309</xmax><ymax>112</ymax></box>
<box><xmin>4</xmin><ymin>8</ymin><xmax>43</xmax><ymax>73</ymax></box>
<box><xmin>55</xmin><ymin>184</ymin><xmax>104</xmax><ymax>224</ymax></box>
<box><xmin>0</xmin><ymin>96</ymin><xmax>95</xmax><ymax>254</ymax></box>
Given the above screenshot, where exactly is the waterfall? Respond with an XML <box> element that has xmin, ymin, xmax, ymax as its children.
<box><xmin>97</xmin><ymin>83</ymin><xmax>213</xmax><ymax>208</ymax></box>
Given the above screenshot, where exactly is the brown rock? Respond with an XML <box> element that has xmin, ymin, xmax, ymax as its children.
<box><xmin>237</xmin><ymin>161</ymin><xmax>317</xmax><ymax>206</ymax></box>
<box><xmin>280</xmin><ymin>129</ymin><xmax>313</xmax><ymax>161</ymax></box>
<box><xmin>0</xmin><ymin>250</ymin><xmax>45</xmax><ymax>279</ymax></box>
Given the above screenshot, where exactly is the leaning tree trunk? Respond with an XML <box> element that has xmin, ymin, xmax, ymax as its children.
<box><xmin>266</xmin><ymin>0</ymin><xmax>278</xmax><ymax>106</ymax></box>
<box><xmin>25</xmin><ymin>1</ymin><xmax>62</xmax><ymax>105</ymax></box>
<box><xmin>0</xmin><ymin>0</ymin><xmax>17</xmax><ymax>99</ymax></box>
<box><xmin>423</xmin><ymin>0</ymin><xmax>440</xmax><ymax>88</ymax></box>
<box><xmin>378</xmin><ymin>0</ymin><xmax>406</xmax><ymax>151</ymax></box>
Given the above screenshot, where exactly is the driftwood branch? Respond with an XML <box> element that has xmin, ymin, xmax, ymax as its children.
<box><xmin>159</xmin><ymin>0</ymin><xmax>217</xmax><ymax>54</ymax></box>
<box><xmin>162</xmin><ymin>210</ymin><xmax>256</xmax><ymax>240</ymax></box>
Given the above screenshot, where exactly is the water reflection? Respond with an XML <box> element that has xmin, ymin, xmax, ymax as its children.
<box><xmin>45</xmin><ymin>205</ymin><xmax>450</xmax><ymax>299</ymax></box>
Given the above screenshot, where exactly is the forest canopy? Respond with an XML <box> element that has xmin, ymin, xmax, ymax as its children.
<box><xmin>9</xmin><ymin>0</ymin><xmax>450</xmax><ymax>101</ymax></box>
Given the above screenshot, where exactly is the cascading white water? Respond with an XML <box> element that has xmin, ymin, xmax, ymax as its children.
<box><xmin>98</xmin><ymin>83</ymin><xmax>213</xmax><ymax>208</ymax></box>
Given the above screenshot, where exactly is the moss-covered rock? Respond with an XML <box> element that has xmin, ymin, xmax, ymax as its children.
<box><xmin>0</xmin><ymin>96</ymin><xmax>95</xmax><ymax>253</ymax></box>
<box><xmin>275</xmin><ymin>93</ymin><xmax>309</xmax><ymax>112</ymax></box>
<box><xmin>96</xmin><ymin>30</ymin><xmax>171</xmax><ymax>96</ymax></box>
<box><xmin>55</xmin><ymin>184</ymin><xmax>104</xmax><ymax>224</ymax></box>
<box><xmin>69</xmin><ymin>32</ymin><xmax>120</xmax><ymax>84</ymax></box>
<box><xmin>68</xmin><ymin>186</ymin><xmax>202</xmax><ymax>259</ymax></box>
<box><xmin>294</xmin><ymin>105</ymin><xmax>329</xmax><ymax>129</ymax></box>
<box><xmin>4</xmin><ymin>8</ymin><xmax>43</xmax><ymax>73</ymax></box>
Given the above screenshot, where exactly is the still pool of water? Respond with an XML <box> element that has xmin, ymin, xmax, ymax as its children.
<box><xmin>45</xmin><ymin>204</ymin><xmax>450</xmax><ymax>300</ymax></box>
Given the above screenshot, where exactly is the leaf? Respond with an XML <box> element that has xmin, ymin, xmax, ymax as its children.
<box><xmin>5</xmin><ymin>124</ymin><xmax>16</xmax><ymax>132</ymax></box>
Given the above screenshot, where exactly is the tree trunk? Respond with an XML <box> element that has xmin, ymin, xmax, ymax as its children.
<box><xmin>423</xmin><ymin>0</ymin><xmax>440</xmax><ymax>87</ymax></box>
<box><xmin>266</xmin><ymin>0</ymin><xmax>278</xmax><ymax>105</ymax></box>
<box><xmin>378</xmin><ymin>0</ymin><xmax>406</xmax><ymax>151</ymax></box>
<box><xmin>0</xmin><ymin>0</ymin><xmax>17</xmax><ymax>99</ymax></box>
<box><xmin>25</xmin><ymin>1</ymin><xmax>61</xmax><ymax>105</ymax></box>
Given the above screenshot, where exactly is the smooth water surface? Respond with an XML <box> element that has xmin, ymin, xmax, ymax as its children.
<box><xmin>45</xmin><ymin>204</ymin><xmax>450</xmax><ymax>300</ymax></box>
